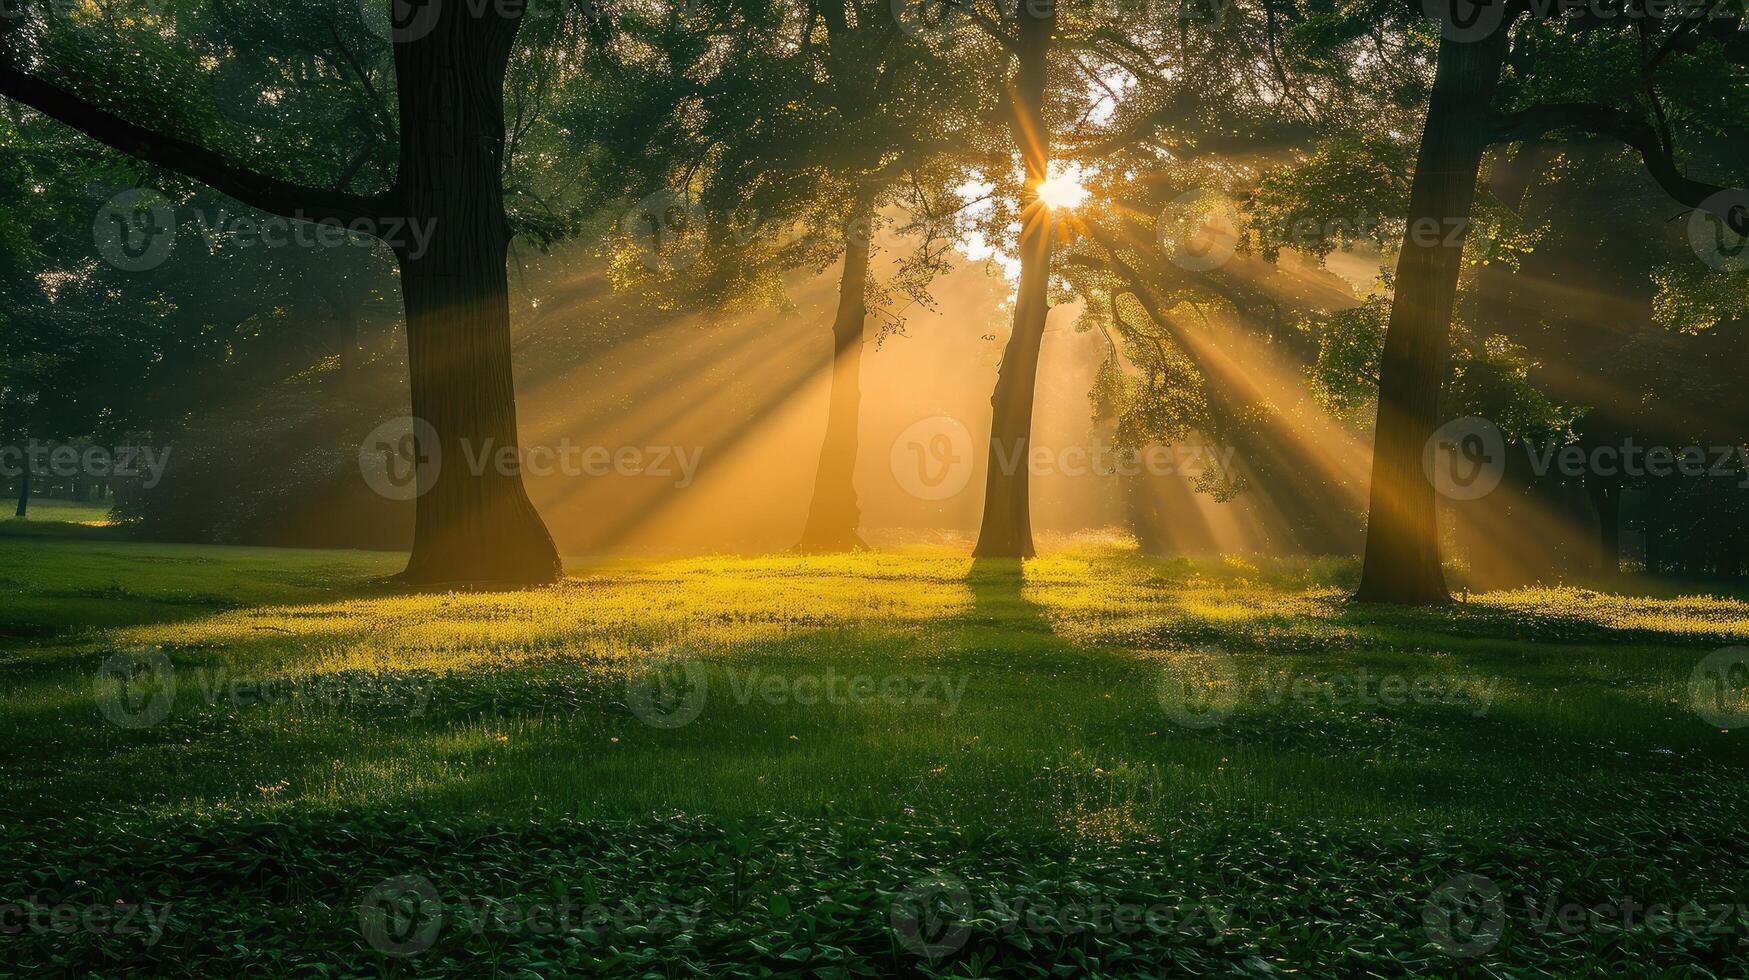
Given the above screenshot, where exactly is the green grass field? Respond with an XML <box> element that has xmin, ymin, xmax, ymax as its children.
<box><xmin>7</xmin><ymin>496</ymin><xmax>115</xmax><ymax>527</ymax></box>
<box><xmin>3</xmin><ymin>531</ymin><xmax>1748</xmax><ymax>975</ymax></box>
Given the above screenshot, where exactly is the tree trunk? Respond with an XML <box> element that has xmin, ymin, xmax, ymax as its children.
<box><xmin>973</xmin><ymin>2</ymin><xmax>1055</xmax><ymax>559</ymax></box>
<box><xmin>14</xmin><ymin>462</ymin><xmax>29</xmax><ymax>518</ymax></box>
<box><xmin>1354</xmin><ymin>33</ymin><xmax>1509</xmax><ymax>605</ymax></box>
<box><xmin>1588</xmin><ymin>477</ymin><xmax>1621</xmax><ymax>576</ymax></box>
<box><xmin>0</xmin><ymin>0</ymin><xmax>560</xmax><ymax>587</ymax></box>
<box><xmin>328</xmin><ymin>287</ymin><xmax>366</xmax><ymax>381</ymax></box>
<box><xmin>796</xmin><ymin>214</ymin><xmax>874</xmax><ymax>552</ymax></box>
<box><xmin>391</xmin><ymin>10</ymin><xmax>560</xmax><ymax>586</ymax></box>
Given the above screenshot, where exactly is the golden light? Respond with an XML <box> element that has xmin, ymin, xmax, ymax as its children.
<box><xmin>1036</xmin><ymin>169</ymin><xmax>1090</xmax><ymax>211</ymax></box>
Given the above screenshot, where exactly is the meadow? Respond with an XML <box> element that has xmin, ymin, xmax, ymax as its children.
<box><xmin>3</xmin><ymin>524</ymin><xmax>1748</xmax><ymax>975</ymax></box>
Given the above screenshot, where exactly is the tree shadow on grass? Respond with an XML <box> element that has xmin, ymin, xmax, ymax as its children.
<box><xmin>961</xmin><ymin>558</ymin><xmax>1067</xmax><ymax>662</ymax></box>
<box><xmin>1333</xmin><ymin>597</ymin><xmax>1744</xmax><ymax>650</ymax></box>
<box><xmin>965</xmin><ymin>558</ymin><xmax>1043</xmax><ymax>628</ymax></box>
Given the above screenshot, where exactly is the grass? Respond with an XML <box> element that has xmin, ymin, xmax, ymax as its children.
<box><xmin>2</xmin><ymin>532</ymin><xmax>1748</xmax><ymax>975</ymax></box>
<box><xmin>6</xmin><ymin>496</ymin><xmax>116</xmax><ymax>528</ymax></box>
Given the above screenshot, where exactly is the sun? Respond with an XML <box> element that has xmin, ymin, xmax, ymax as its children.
<box><xmin>1036</xmin><ymin>168</ymin><xmax>1090</xmax><ymax>211</ymax></box>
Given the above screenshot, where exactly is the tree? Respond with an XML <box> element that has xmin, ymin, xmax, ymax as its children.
<box><xmin>0</xmin><ymin>0</ymin><xmax>579</xmax><ymax>584</ymax></box>
<box><xmin>1038</xmin><ymin>0</ymin><xmax>1418</xmax><ymax>556</ymax></box>
<box><xmin>1354</xmin><ymin>2</ymin><xmax>1748</xmax><ymax>603</ymax></box>
<box><xmin>586</xmin><ymin>0</ymin><xmax>990</xmax><ymax>551</ymax></box>
<box><xmin>1356</xmin><ymin>26</ymin><xmax>1513</xmax><ymax>603</ymax></box>
<box><xmin>964</xmin><ymin>0</ymin><xmax>1408</xmax><ymax>557</ymax></box>
<box><xmin>973</xmin><ymin>0</ymin><xmax>1060</xmax><ymax>557</ymax></box>
<box><xmin>723</xmin><ymin>4</ymin><xmax>988</xmax><ymax>552</ymax></box>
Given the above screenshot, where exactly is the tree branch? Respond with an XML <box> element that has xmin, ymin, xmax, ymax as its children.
<box><xmin>0</xmin><ymin>62</ymin><xmax>395</xmax><ymax>226</ymax></box>
<box><xmin>1493</xmin><ymin>101</ymin><xmax>1746</xmax><ymax>234</ymax></box>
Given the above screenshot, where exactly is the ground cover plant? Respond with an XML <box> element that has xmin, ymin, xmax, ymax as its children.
<box><xmin>4</xmin><ymin>528</ymin><xmax>1747</xmax><ymax>975</ymax></box>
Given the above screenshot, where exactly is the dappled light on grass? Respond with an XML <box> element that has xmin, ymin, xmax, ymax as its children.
<box><xmin>7</xmin><ymin>498</ymin><xmax>116</xmax><ymax>526</ymax></box>
<box><xmin>0</xmin><ymin>540</ymin><xmax>1735</xmax><ymax>836</ymax></box>
<box><xmin>1475</xmin><ymin>587</ymin><xmax>1749</xmax><ymax>642</ymax></box>
<box><xmin>1019</xmin><ymin>549</ymin><xmax>1357</xmax><ymax>650</ymax></box>
<box><xmin>115</xmin><ymin>550</ymin><xmax>985</xmax><ymax>674</ymax></box>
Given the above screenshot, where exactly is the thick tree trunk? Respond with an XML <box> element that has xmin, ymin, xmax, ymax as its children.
<box><xmin>1354</xmin><ymin>33</ymin><xmax>1509</xmax><ymax>605</ymax></box>
<box><xmin>391</xmin><ymin>11</ymin><xmax>560</xmax><ymax>586</ymax></box>
<box><xmin>796</xmin><ymin>216</ymin><xmax>874</xmax><ymax>552</ymax></box>
<box><xmin>0</xmin><ymin>0</ymin><xmax>559</xmax><ymax>586</ymax></box>
<box><xmin>973</xmin><ymin>3</ymin><xmax>1054</xmax><ymax>559</ymax></box>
